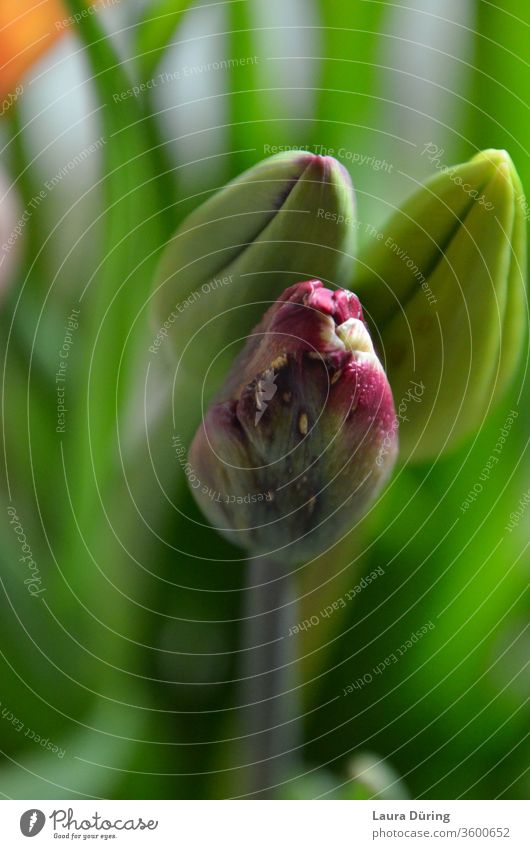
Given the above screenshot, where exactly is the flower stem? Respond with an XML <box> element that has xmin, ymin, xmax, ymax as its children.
<box><xmin>240</xmin><ymin>555</ymin><xmax>300</xmax><ymax>798</ymax></box>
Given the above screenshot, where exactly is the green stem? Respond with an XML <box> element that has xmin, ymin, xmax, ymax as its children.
<box><xmin>240</xmin><ymin>555</ymin><xmax>300</xmax><ymax>798</ymax></box>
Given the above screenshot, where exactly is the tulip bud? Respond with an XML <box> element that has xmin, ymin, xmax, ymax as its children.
<box><xmin>151</xmin><ymin>152</ymin><xmax>356</xmax><ymax>388</ymax></box>
<box><xmin>354</xmin><ymin>149</ymin><xmax>527</xmax><ymax>460</ymax></box>
<box><xmin>188</xmin><ymin>280</ymin><xmax>397</xmax><ymax>565</ymax></box>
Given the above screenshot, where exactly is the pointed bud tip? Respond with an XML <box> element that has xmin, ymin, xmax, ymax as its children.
<box><xmin>280</xmin><ymin>151</ymin><xmax>354</xmax><ymax>196</ymax></box>
<box><xmin>469</xmin><ymin>148</ymin><xmax>518</xmax><ymax>196</ymax></box>
<box><xmin>265</xmin><ymin>149</ymin><xmax>352</xmax><ymax>182</ymax></box>
<box><xmin>471</xmin><ymin>148</ymin><xmax>512</xmax><ymax>171</ymax></box>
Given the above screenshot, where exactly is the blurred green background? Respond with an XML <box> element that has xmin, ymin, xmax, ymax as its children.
<box><xmin>0</xmin><ymin>0</ymin><xmax>528</xmax><ymax>799</ymax></box>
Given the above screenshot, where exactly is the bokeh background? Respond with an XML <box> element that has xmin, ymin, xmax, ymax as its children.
<box><xmin>0</xmin><ymin>0</ymin><xmax>528</xmax><ymax>799</ymax></box>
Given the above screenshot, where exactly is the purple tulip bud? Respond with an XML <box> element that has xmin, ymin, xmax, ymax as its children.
<box><xmin>188</xmin><ymin>281</ymin><xmax>398</xmax><ymax>564</ymax></box>
<box><xmin>0</xmin><ymin>167</ymin><xmax>22</xmax><ymax>299</ymax></box>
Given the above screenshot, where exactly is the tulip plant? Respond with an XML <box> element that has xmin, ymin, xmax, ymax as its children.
<box><xmin>150</xmin><ymin>148</ymin><xmax>526</xmax><ymax>795</ymax></box>
<box><xmin>1</xmin><ymin>0</ymin><xmax>527</xmax><ymax>802</ymax></box>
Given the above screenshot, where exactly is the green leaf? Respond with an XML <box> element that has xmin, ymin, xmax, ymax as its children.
<box><xmin>473</xmin><ymin>1</ymin><xmax>530</xmax><ymax>199</ymax></box>
<box><xmin>62</xmin><ymin>0</ymin><xmax>171</xmax><ymax>516</ymax></box>
<box><xmin>315</xmin><ymin>0</ymin><xmax>387</xmax><ymax>214</ymax></box>
<box><xmin>0</xmin><ymin>692</ymin><xmax>145</xmax><ymax>799</ymax></box>
<box><xmin>226</xmin><ymin>1</ymin><xmax>264</xmax><ymax>177</ymax></box>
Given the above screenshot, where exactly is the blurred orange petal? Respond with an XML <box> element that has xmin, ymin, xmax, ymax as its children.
<box><xmin>0</xmin><ymin>0</ymin><xmax>68</xmax><ymax>100</ymax></box>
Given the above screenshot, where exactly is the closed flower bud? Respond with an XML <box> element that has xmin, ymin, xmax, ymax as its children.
<box><xmin>151</xmin><ymin>152</ymin><xmax>356</xmax><ymax>387</ymax></box>
<box><xmin>188</xmin><ymin>280</ymin><xmax>397</xmax><ymax>564</ymax></box>
<box><xmin>354</xmin><ymin>149</ymin><xmax>527</xmax><ymax>460</ymax></box>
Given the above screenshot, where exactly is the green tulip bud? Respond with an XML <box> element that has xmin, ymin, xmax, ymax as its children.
<box><xmin>354</xmin><ymin>149</ymin><xmax>527</xmax><ymax>460</ymax></box>
<box><xmin>151</xmin><ymin>152</ymin><xmax>356</xmax><ymax>392</ymax></box>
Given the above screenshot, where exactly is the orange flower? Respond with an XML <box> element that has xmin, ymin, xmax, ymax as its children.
<box><xmin>0</xmin><ymin>0</ymin><xmax>69</xmax><ymax>101</ymax></box>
